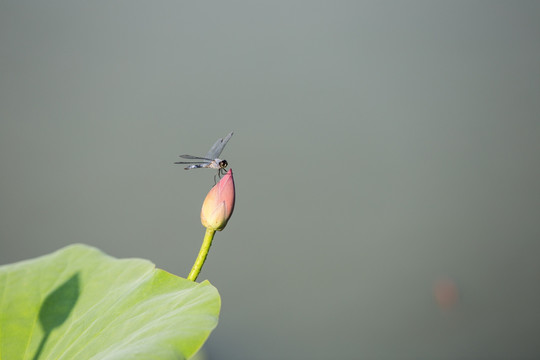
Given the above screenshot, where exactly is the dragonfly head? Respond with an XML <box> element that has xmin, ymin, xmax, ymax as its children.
<box><xmin>219</xmin><ymin>160</ymin><xmax>228</xmax><ymax>169</ymax></box>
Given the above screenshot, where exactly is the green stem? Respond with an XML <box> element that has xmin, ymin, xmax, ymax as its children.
<box><xmin>187</xmin><ymin>227</ymin><xmax>216</xmax><ymax>281</ymax></box>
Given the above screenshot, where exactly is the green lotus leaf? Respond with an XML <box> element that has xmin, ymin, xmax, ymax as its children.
<box><xmin>0</xmin><ymin>244</ymin><xmax>220</xmax><ymax>360</ymax></box>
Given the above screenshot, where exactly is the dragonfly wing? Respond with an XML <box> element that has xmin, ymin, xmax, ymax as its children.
<box><xmin>179</xmin><ymin>155</ymin><xmax>214</xmax><ymax>160</ymax></box>
<box><xmin>181</xmin><ymin>163</ymin><xmax>208</xmax><ymax>170</ymax></box>
<box><xmin>174</xmin><ymin>161</ymin><xmax>210</xmax><ymax>165</ymax></box>
<box><xmin>184</xmin><ymin>164</ymin><xmax>207</xmax><ymax>169</ymax></box>
<box><xmin>205</xmin><ymin>132</ymin><xmax>233</xmax><ymax>159</ymax></box>
<box><xmin>174</xmin><ymin>161</ymin><xmax>211</xmax><ymax>170</ymax></box>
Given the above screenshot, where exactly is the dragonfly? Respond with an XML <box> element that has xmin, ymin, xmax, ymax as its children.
<box><xmin>174</xmin><ymin>132</ymin><xmax>234</xmax><ymax>180</ymax></box>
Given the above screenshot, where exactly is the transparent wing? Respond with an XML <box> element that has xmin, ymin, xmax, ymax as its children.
<box><xmin>174</xmin><ymin>160</ymin><xmax>210</xmax><ymax>165</ymax></box>
<box><xmin>205</xmin><ymin>132</ymin><xmax>233</xmax><ymax>159</ymax></box>
<box><xmin>179</xmin><ymin>155</ymin><xmax>214</xmax><ymax>161</ymax></box>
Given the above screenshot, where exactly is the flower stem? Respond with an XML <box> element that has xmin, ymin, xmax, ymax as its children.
<box><xmin>187</xmin><ymin>228</ymin><xmax>216</xmax><ymax>281</ymax></box>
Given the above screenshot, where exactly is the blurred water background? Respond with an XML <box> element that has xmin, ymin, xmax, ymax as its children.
<box><xmin>1</xmin><ymin>1</ymin><xmax>539</xmax><ymax>359</ymax></box>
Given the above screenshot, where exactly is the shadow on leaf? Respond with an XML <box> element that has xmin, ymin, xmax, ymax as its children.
<box><xmin>32</xmin><ymin>272</ymin><xmax>80</xmax><ymax>360</ymax></box>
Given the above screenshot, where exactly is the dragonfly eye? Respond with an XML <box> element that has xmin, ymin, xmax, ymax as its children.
<box><xmin>220</xmin><ymin>160</ymin><xmax>228</xmax><ymax>168</ymax></box>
